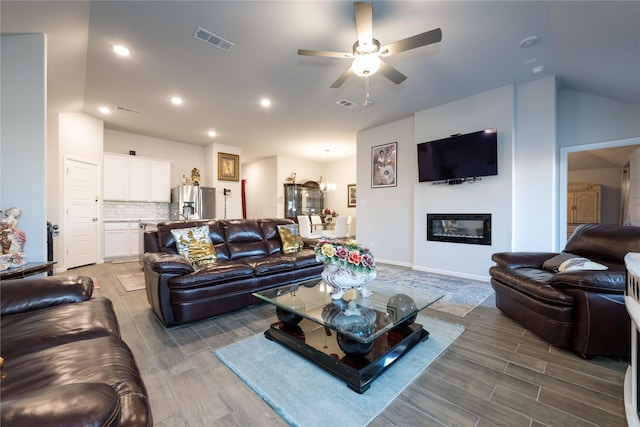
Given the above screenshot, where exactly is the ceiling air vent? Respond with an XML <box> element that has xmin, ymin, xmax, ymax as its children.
<box><xmin>193</xmin><ymin>26</ymin><xmax>235</xmax><ymax>52</ymax></box>
<box><xmin>114</xmin><ymin>105</ymin><xmax>142</xmax><ymax>114</ymax></box>
<box><xmin>336</xmin><ymin>99</ymin><xmax>357</xmax><ymax>109</ymax></box>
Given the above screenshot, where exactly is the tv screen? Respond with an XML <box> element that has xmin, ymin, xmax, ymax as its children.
<box><xmin>417</xmin><ymin>129</ymin><xmax>498</xmax><ymax>182</ymax></box>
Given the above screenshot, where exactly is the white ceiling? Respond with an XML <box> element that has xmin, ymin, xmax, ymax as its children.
<box><xmin>2</xmin><ymin>1</ymin><xmax>639</xmax><ymax>164</ymax></box>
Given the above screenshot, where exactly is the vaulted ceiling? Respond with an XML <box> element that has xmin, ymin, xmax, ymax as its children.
<box><xmin>2</xmin><ymin>1</ymin><xmax>639</xmax><ymax>163</ymax></box>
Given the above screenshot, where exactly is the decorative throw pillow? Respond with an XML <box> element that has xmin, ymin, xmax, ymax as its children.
<box><xmin>542</xmin><ymin>252</ymin><xmax>579</xmax><ymax>272</ymax></box>
<box><xmin>557</xmin><ymin>257</ymin><xmax>608</xmax><ymax>272</ymax></box>
<box><xmin>277</xmin><ymin>224</ymin><xmax>304</xmax><ymax>254</ymax></box>
<box><xmin>170</xmin><ymin>225</ymin><xmax>217</xmax><ymax>267</ymax></box>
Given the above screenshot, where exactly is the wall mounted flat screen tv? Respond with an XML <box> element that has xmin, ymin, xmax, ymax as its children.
<box><xmin>417</xmin><ymin>129</ymin><xmax>498</xmax><ymax>182</ymax></box>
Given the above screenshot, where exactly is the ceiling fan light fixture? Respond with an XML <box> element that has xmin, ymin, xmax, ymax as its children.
<box><xmin>352</xmin><ymin>53</ymin><xmax>380</xmax><ymax>77</ymax></box>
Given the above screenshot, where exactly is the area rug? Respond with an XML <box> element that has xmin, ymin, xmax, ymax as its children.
<box><xmin>115</xmin><ymin>272</ymin><xmax>145</xmax><ymax>292</ymax></box>
<box><xmin>214</xmin><ymin>316</ymin><xmax>464</xmax><ymax>427</ymax></box>
<box><xmin>375</xmin><ymin>265</ymin><xmax>493</xmax><ymax>317</ymax></box>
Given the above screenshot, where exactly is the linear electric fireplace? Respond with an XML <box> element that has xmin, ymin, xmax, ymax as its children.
<box><xmin>427</xmin><ymin>213</ymin><xmax>492</xmax><ymax>245</ymax></box>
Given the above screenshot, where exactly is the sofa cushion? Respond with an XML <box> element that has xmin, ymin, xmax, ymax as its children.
<box><xmin>489</xmin><ymin>266</ymin><xmax>574</xmax><ymax>306</ymax></box>
<box><xmin>0</xmin><ymin>297</ymin><xmax>120</xmax><ymax>359</ymax></box>
<box><xmin>221</xmin><ymin>220</ymin><xmax>268</xmax><ymax>259</ymax></box>
<box><xmin>1</xmin><ymin>335</ymin><xmax>151</xmax><ymax>426</ymax></box>
<box><xmin>171</xmin><ymin>225</ymin><xmax>217</xmax><ymax>267</ymax></box>
<box><xmin>1</xmin><ymin>383</ymin><xmax>120</xmax><ymax>427</ymax></box>
<box><xmin>244</xmin><ymin>255</ymin><xmax>295</xmax><ymax>276</ymax></box>
<box><xmin>277</xmin><ymin>224</ymin><xmax>304</xmax><ymax>254</ymax></box>
<box><xmin>169</xmin><ymin>261</ymin><xmax>254</xmax><ymax>288</ymax></box>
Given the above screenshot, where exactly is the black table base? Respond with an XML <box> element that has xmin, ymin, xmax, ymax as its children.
<box><xmin>264</xmin><ymin>318</ymin><xmax>429</xmax><ymax>393</ymax></box>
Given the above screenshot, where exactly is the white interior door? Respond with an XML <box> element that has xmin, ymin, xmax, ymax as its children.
<box><xmin>631</xmin><ymin>148</ymin><xmax>640</xmax><ymax>226</ymax></box>
<box><xmin>64</xmin><ymin>158</ymin><xmax>98</xmax><ymax>268</ymax></box>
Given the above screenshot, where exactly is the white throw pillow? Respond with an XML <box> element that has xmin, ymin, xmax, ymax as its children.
<box><xmin>558</xmin><ymin>257</ymin><xmax>608</xmax><ymax>272</ymax></box>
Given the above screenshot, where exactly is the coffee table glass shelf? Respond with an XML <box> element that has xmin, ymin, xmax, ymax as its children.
<box><xmin>254</xmin><ymin>279</ymin><xmax>443</xmax><ymax>393</ymax></box>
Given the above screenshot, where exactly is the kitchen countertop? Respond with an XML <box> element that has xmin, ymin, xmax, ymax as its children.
<box><xmin>103</xmin><ymin>219</ymin><xmax>169</xmax><ymax>223</ymax></box>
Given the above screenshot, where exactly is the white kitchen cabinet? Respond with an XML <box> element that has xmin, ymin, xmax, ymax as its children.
<box><xmin>103</xmin><ymin>154</ymin><xmax>128</xmax><ymax>200</ymax></box>
<box><xmin>129</xmin><ymin>223</ymin><xmax>141</xmax><ymax>256</ymax></box>
<box><xmin>103</xmin><ymin>153</ymin><xmax>171</xmax><ymax>202</ymax></box>
<box><xmin>127</xmin><ymin>157</ymin><xmax>151</xmax><ymax>201</ymax></box>
<box><xmin>150</xmin><ymin>160</ymin><xmax>171</xmax><ymax>202</ymax></box>
<box><xmin>104</xmin><ymin>222</ymin><xmax>130</xmax><ymax>259</ymax></box>
<box><xmin>104</xmin><ymin>222</ymin><xmax>140</xmax><ymax>259</ymax></box>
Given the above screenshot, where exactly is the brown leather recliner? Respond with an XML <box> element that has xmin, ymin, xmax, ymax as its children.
<box><xmin>0</xmin><ymin>275</ymin><xmax>152</xmax><ymax>426</ymax></box>
<box><xmin>490</xmin><ymin>223</ymin><xmax>640</xmax><ymax>358</ymax></box>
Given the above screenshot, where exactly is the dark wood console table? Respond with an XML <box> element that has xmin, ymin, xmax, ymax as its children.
<box><xmin>0</xmin><ymin>261</ymin><xmax>56</xmax><ymax>280</ymax></box>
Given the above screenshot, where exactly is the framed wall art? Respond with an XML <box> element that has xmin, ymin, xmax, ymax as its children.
<box><xmin>347</xmin><ymin>184</ymin><xmax>357</xmax><ymax>207</ymax></box>
<box><xmin>218</xmin><ymin>152</ymin><xmax>239</xmax><ymax>181</ymax></box>
<box><xmin>371</xmin><ymin>142</ymin><xmax>397</xmax><ymax>188</ymax></box>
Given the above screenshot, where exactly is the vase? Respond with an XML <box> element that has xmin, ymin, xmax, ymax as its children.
<box><xmin>321</xmin><ymin>262</ymin><xmax>376</xmax><ymax>300</ymax></box>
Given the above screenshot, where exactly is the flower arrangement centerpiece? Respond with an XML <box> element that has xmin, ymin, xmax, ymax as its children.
<box><xmin>191</xmin><ymin>168</ymin><xmax>201</xmax><ymax>186</ymax></box>
<box><xmin>314</xmin><ymin>239</ymin><xmax>376</xmax><ymax>299</ymax></box>
<box><xmin>319</xmin><ymin>208</ymin><xmax>338</xmax><ymax>223</ymax></box>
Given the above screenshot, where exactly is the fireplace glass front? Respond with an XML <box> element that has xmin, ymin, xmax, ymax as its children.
<box><xmin>427</xmin><ymin>214</ymin><xmax>492</xmax><ymax>245</ymax></box>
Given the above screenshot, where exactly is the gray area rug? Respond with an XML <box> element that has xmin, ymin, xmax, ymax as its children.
<box><xmin>214</xmin><ymin>316</ymin><xmax>464</xmax><ymax>427</ymax></box>
<box><xmin>375</xmin><ymin>265</ymin><xmax>494</xmax><ymax>317</ymax></box>
<box><xmin>116</xmin><ymin>273</ymin><xmax>145</xmax><ymax>292</ymax></box>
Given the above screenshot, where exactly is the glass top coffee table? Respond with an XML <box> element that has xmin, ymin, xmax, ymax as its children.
<box><xmin>254</xmin><ymin>278</ymin><xmax>443</xmax><ymax>393</ymax></box>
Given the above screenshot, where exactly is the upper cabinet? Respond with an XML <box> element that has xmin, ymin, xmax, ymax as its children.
<box><xmin>104</xmin><ymin>153</ymin><xmax>171</xmax><ymax>202</ymax></box>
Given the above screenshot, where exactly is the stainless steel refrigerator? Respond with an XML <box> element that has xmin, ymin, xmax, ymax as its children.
<box><xmin>171</xmin><ymin>185</ymin><xmax>216</xmax><ymax>219</ymax></box>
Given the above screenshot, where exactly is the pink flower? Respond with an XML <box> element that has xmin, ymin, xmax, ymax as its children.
<box><xmin>361</xmin><ymin>254</ymin><xmax>375</xmax><ymax>269</ymax></box>
<box><xmin>335</xmin><ymin>246</ymin><xmax>348</xmax><ymax>260</ymax></box>
<box><xmin>348</xmin><ymin>250</ymin><xmax>362</xmax><ymax>266</ymax></box>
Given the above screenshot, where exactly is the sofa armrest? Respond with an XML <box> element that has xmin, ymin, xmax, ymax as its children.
<box><xmin>143</xmin><ymin>252</ymin><xmax>195</xmax><ymax>275</ymax></box>
<box><xmin>0</xmin><ymin>276</ymin><xmax>93</xmax><ymax>316</ymax></box>
<box><xmin>551</xmin><ymin>269</ymin><xmax>626</xmax><ymax>293</ymax></box>
<box><xmin>491</xmin><ymin>252</ymin><xmax>559</xmax><ymax>269</ymax></box>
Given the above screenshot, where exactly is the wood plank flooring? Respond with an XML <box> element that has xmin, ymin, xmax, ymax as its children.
<box><xmin>69</xmin><ymin>261</ymin><xmax>628</xmax><ymax>426</ymax></box>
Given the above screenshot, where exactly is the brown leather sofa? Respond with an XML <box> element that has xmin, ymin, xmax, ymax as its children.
<box><xmin>142</xmin><ymin>218</ymin><xmax>324</xmax><ymax>326</ymax></box>
<box><xmin>0</xmin><ymin>275</ymin><xmax>152</xmax><ymax>426</ymax></box>
<box><xmin>490</xmin><ymin>223</ymin><xmax>640</xmax><ymax>358</ymax></box>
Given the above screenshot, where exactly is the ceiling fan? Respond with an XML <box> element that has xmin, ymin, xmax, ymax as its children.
<box><xmin>298</xmin><ymin>1</ymin><xmax>442</xmax><ymax>88</ymax></box>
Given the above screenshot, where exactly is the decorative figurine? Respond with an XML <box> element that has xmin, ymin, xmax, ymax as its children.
<box><xmin>191</xmin><ymin>168</ymin><xmax>200</xmax><ymax>186</ymax></box>
<box><xmin>0</xmin><ymin>207</ymin><xmax>27</xmax><ymax>268</ymax></box>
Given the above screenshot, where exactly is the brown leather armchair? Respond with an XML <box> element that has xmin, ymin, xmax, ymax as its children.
<box><xmin>0</xmin><ymin>275</ymin><xmax>152</xmax><ymax>426</ymax></box>
<box><xmin>490</xmin><ymin>224</ymin><xmax>640</xmax><ymax>358</ymax></box>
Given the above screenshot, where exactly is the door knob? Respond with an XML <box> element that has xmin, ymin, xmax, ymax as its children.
<box><xmin>92</xmin><ymin>217</ymin><xmax>98</xmax><ymax>222</ymax></box>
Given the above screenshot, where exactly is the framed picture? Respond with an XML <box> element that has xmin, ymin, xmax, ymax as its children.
<box><xmin>218</xmin><ymin>152</ymin><xmax>239</xmax><ymax>181</ymax></box>
<box><xmin>371</xmin><ymin>142</ymin><xmax>397</xmax><ymax>188</ymax></box>
<box><xmin>347</xmin><ymin>184</ymin><xmax>357</xmax><ymax>207</ymax></box>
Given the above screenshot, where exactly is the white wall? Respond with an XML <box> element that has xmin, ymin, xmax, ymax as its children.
<box><xmin>0</xmin><ymin>34</ymin><xmax>47</xmax><ymax>263</ymax></box>
<box><xmin>413</xmin><ymin>85</ymin><xmax>514</xmax><ymax>279</ymax></box>
<box><xmin>513</xmin><ymin>77</ymin><xmax>557</xmax><ymax>250</ymax></box>
<box><xmin>205</xmin><ymin>143</ymin><xmax>242</xmax><ymax>219</ymax></box>
<box><xmin>558</xmin><ymin>90</ymin><xmax>640</xmax><ymax>148</ymax></box>
<box><xmin>244</xmin><ymin>157</ymin><xmax>278</xmax><ymax>219</ymax></box>
<box><xmin>357</xmin><ymin>116</ymin><xmax>415</xmax><ymax>267</ymax></box>
<box><xmin>323</xmin><ymin>157</ymin><xmax>357</xmax><ymax>218</ymax></box>
<box><xmin>356</xmin><ymin>80</ymin><xmax>559</xmax><ymax>280</ymax></box>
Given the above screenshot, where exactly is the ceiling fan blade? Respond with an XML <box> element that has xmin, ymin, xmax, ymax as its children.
<box><xmin>379</xmin><ymin>60</ymin><xmax>407</xmax><ymax>85</ymax></box>
<box><xmin>380</xmin><ymin>28</ymin><xmax>442</xmax><ymax>56</ymax></box>
<box><xmin>298</xmin><ymin>49</ymin><xmax>352</xmax><ymax>59</ymax></box>
<box><xmin>330</xmin><ymin>67</ymin><xmax>354</xmax><ymax>88</ymax></box>
<box><xmin>354</xmin><ymin>2</ymin><xmax>373</xmax><ymax>46</ymax></box>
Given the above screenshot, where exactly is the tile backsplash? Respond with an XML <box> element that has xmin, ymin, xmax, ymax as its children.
<box><xmin>104</xmin><ymin>201</ymin><xmax>170</xmax><ymax>220</ymax></box>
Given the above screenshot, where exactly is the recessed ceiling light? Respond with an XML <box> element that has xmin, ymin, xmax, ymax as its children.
<box><xmin>170</xmin><ymin>96</ymin><xmax>183</xmax><ymax>105</ymax></box>
<box><xmin>207</xmin><ymin>130</ymin><xmax>217</xmax><ymax>138</ymax></box>
<box><xmin>260</xmin><ymin>98</ymin><xmax>271</xmax><ymax>108</ymax></box>
<box><xmin>99</xmin><ymin>106</ymin><xmax>111</xmax><ymax>114</ymax></box>
<box><xmin>519</xmin><ymin>36</ymin><xmax>541</xmax><ymax>48</ymax></box>
<box><xmin>112</xmin><ymin>44</ymin><xmax>130</xmax><ymax>56</ymax></box>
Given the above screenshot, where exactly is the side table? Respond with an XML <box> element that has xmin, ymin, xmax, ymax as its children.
<box><xmin>0</xmin><ymin>261</ymin><xmax>56</xmax><ymax>280</ymax></box>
